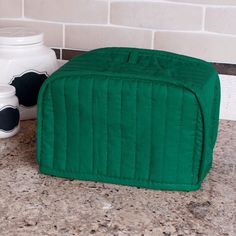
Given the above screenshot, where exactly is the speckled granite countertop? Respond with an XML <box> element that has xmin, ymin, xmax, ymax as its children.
<box><xmin>0</xmin><ymin>120</ymin><xmax>235</xmax><ymax>236</ymax></box>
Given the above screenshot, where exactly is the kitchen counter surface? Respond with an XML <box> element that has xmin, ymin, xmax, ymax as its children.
<box><xmin>0</xmin><ymin>120</ymin><xmax>235</xmax><ymax>236</ymax></box>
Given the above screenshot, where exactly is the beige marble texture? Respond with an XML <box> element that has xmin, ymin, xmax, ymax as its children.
<box><xmin>0</xmin><ymin>120</ymin><xmax>235</xmax><ymax>236</ymax></box>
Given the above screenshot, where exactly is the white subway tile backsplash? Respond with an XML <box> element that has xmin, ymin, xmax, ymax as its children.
<box><xmin>0</xmin><ymin>0</ymin><xmax>22</xmax><ymax>18</ymax></box>
<box><xmin>0</xmin><ymin>0</ymin><xmax>235</xmax><ymax>66</ymax></box>
<box><xmin>65</xmin><ymin>25</ymin><xmax>152</xmax><ymax>50</ymax></box>
<box><xmin>24</xmin><ymin>0</ymin><xmax>108</xmax><ymax>24</ymax></box>
<box><xmin>0</xmin><ymin>20</ymin><xmax>63</xmax><ymax>47</ymax></box>
<box><xmin>154</xmin><ymin>31</ymin><xmax>236</xmax><ymax>64</ymax></box>
<box><xmin>111</xmin><ymin>1</ymin><xmax>203</xmax><ymax>30</ymax></box>
<box><xmin>205</xmin><ymin>7</ymin><xmax>236</xmax><ymax>35</ymax></box>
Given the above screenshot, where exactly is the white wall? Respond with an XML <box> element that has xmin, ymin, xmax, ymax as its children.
<box><xmin>219</xmin><ymin>75</ymin><xmax>236</xmax><ymax>121</ymax></box>
<box><xmin>0</xmin><ymin>0</ymin><xmax>236</xmax><ymax>63</ymax></box>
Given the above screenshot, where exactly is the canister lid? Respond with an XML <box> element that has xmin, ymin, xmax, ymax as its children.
<box><xmin>0</xmin><ymin>84</ymin><xmax>16</xmax><ymax>98</ymax></box>
<box><xmin>0</xmin><ymin>27</ymin><xmax>43</xmax><ymax>46</ymax></box>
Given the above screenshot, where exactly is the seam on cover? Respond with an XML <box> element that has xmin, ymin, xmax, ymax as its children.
<box><xmin>105</xmin><ymin>79</ymin><xmax>109</xmax><ymax>176</ymax></box>
<box><xmin>197</xmin><ymin>102</ymin><xmax>206</xmax><ymax>183</ymax></box>
<box><xmin>51</xmin><ymin>83</ymin><xmax>56</xmax><ymax>169</ymax></box>
<box><xmin>132</xmin><ymin>81</ymin><xmax>137</xmax><ymax>179</ymax></box>
<box><xmin>77</xmin><ymin>78</ymin><xmax>80</xmax><ymax>172</ymax></box>
<box><xmin>148</xmin><ymin>82</ymin><xmax>153</xmax><ymax>181</ymax></box>
<box><xmin>176</xmin><ymin>89</ymin><xmax>184</xmax><ymax>183</ymax></box>
<box><xmin>134</xmin><ymin>82</ymin><xmax>138</xmax><ymax>179</ymax></box>
<box><xmin>50</xmin><ymin>85</ymin><xmax>55</xmax><ymax>169</ymax></box>
<box><xmin>36</xmin><ymin>90</ymin><xmax>42</xmax><ymax>164</ymax></box>
<box><xmin>210</xmin><ymin>84</ymin><xmax>216</xmax><ymax>144</ymax></box>
<box><xmin>196</xmin><ymin>112</ymin><xmax>203</xmax><ymax>180</ymax></box>
<box><xmin>197</xmin><ymin>110</ymin><xmax>204</xmax><ymax>181</ymax></box>
<box><xmin>64</xmin><ymin>79</ymin><xmax>68</xmax><ymax>171</ymax></box>
<box><xmin>40</xmin><ymin>166</ymin><xmax>198</xmax><ymax>187</ymax></box>
<box><xmin>161</xmin><ymin>86</ymin><xmax>168</xmax><ymax>183</ymax></box>
<box><xmin>119</xmin><ymin>79</ymin><xmax>123</xmax><ymax>178</ymax></box>
<box><xmin>39</xmin><ymin>85</ymin><xmax>47</xmax><ymax>166</ymax></box>
<box><xmin>91</xmin><ymin>78</ymin><xmax>95</xmax><ymax>174</ymax></box>
<box><xmin>192</xmin><ymin>108</ymin><xmax>199</xmax><ymax>184</ymax></box>
<box><xmin>38</xmin><ymin>82</ymin><xmax>50</xmax><ymax>166</ymax></box>
<box><xmin>210</xmin><ymin>81</ymin><xmax>219</xmax><ymax>147</ymax></box>
<box><xmin>63</xmin><ymin>79</ymin><xmax>68</xmax><ymax>171</ymax></box>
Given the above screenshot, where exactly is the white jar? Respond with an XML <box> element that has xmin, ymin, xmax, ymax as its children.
<box><xmin>0</xmin><ymin>27</ymin><xmax>59</xmax><ymax>120</ymax></box>
<box><xmin>0</xmin><ymin>84</ymin><xmax>20</xmax><ymax>138</ymax></box>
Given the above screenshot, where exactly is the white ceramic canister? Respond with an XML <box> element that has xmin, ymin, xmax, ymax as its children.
<box><xmin>0</xmin><ymin>27</ymin><xmax>59</xmax><ymax>120</ymax></box>
<box><xmin>0</xmin><ymin>84</ymin><xmax>20</xmax><ymax>138</ymax></box>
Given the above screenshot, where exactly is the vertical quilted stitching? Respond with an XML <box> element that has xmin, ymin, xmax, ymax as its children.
<box><xmin>148</xmin><ymin>82</ymin><xmax>153</xmax><ymax>181</ymax></box>
<box><xmin>65</xmin><ymin>77</ymin><xmax>84</xmax><ymax>172</ymax></box>
<box><xmin>161</xmin><ymin>86</ymin><xmax>168</xmax><ymax>183</ymax></box>
<box><xmin>105</xmin><ymin>79</ymin><xmax>110</xmax><ymax>176</ymax></box>
<box><xmin>76</xmin><ymin>78</ymin><xmax>80</xmax><ymax>172</ymax></box>
<box><xmin>52</xmin><ymin>79</ymin><xmax>67</xmax><ymax>170</ymax></box>
<box><xmin>94</xmin><ymin>77</ymin><xmax>109</xmax><ymax>176</ymax></box>
<box><xmin>63</xmin><ymin>79</ymin><xmax>68</xmax><ymax>171</ymax></box>
<box><xmin>150</xmin><ymin>84</ymin><xmax>165</xmax><ymax>182</ymax></box>
<box><xmin>191</xmin><ymin>108</ymin><xmax>199</xmax><ymax>184</ymax></box>
<box><xmin>49</xmin><ymin>85</ymin><xmax>54</xmax><ymax>169</ymax></box>
<box><xmin>64</xmin><ymin>77</ymin><xmax>84</xmax><ymax>172</ymax></box>
<box><xmin>134</xmin><ymin>81</ymin><xmax>138</xmax><ymax>179</ymax></box>
<box><xmin>132</xmin><ymin>81</ymin><xmax>137</xmax><ymax>179</ymax></box>
<box><xmin>119</xmin><ymin>79</ymin><xmax>123</xmax><ymax>178</ymax></box>
<box><xmin>136</xmin><ymin>82</ymin><xmax>152</xmax><ymax>180</ymax></box>
<box><xmin>52</xmin><ymin>83</ymin><xmax>56</xmax><ymax>169</ymax></box>
<box><xmin>64</xmin><ymin>79</ymin><xmax>68</xmax><ymax>171</ymax></box>
<box><xmin>100</xmin><ymin>78</ymin><xmax>109</xmax><ymax>176</ymax></box>
<box><xmin>77</xmin><ymin>77</ymin><xmax>93</xmax><ymax>174</ymax></box>
<box><xmin>119</xmin><ymin>79</ymin><xmax>124</xmax><ymax>178</ymax></box>
<box><xmin>91</xmin><ymin>77</ymin><xmax>95</xmax><ymax>174</ymax></box>
<box><xmin>78</xmin><ymin>78</ymin><xmax>81</xmax><ymax>173</ymax></box>
<box><xmin>120</xmin><ymin>80</ymin><xmax>137</xmax><ymax>178</ymax></box>
<box><xmin>106</xmin><ymin>79</ymin><xmax>122</xmax><ymax>177</ymax></box>
<box><xmin>175</xmin><ymin>88</ymin><xmax>184</xmax><ymax>183</ymax></box>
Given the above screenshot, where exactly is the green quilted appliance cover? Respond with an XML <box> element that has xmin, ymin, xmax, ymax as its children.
<box><xmin>37</xmin><ymin>47</ymin><xmax>220</xmax><ymax>191</ymax></box>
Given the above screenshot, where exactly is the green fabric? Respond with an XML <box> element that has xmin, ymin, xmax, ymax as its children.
<box><xmin>37</xmin><ymin>47</ymin><xmax>220</xmax><ymax>191</ymax></box>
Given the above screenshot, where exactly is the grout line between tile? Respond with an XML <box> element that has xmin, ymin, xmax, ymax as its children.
<box><xmin>201</xmin><ymin>6</ymin><xmax>206</xmax><ymax>32</ymax></box>
<box><xmin>151</xmin><ymin>30</ymin><xmax>155</xmax><ymax>49</ymax></box>
<box><xmin>21</xmin><ymin>0</ymin><xmax>24</xmax><ymax>18</ymax></box>
<box><xmin>1</xmin><ymin>17</ymin><xmax>236</xmax><ymax>38</ymax></box>
<box><xmin>160</xmin><ymin>0</ymin><xmax>236</xmax><ymax>7</ymax></box>
<box><xmin>107</xmin><ymin>0</ymin><xmax>111</xmax><ymax>25</ymax></box>
<box><xmin>62</xmin><ymin>24</ymin><xmax>65</xmax><ymax>48</ymax></box>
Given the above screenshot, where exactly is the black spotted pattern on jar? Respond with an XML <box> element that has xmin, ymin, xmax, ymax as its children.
<box><xmin>0</xmin><ymin>106</ymin><xmax>20</xmax><ymax>132</ymax></box>
<box><xmin>10</xmin><ymin>70</ymin><xmax>48</xmax><ymax>107</ymax></box>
